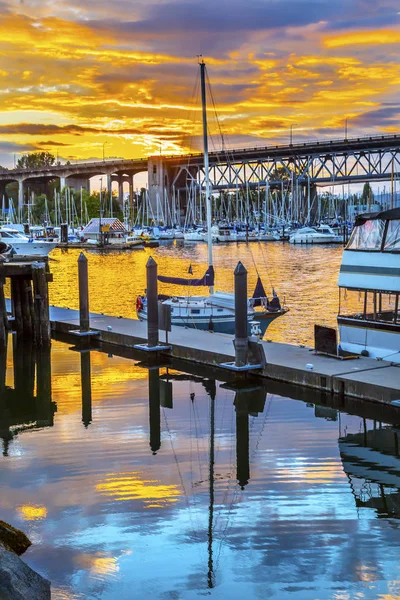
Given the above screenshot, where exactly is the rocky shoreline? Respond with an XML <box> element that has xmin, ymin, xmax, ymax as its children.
<box><xmin>0</xmin><ymin>520</ymin><xmax>50</xmax><ymax>599</ymax></box>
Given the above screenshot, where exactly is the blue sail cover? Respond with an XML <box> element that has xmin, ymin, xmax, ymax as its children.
<box><xmin>158</xmin><ymin>265</ymin><xmax>215</xmax><ymax>287</ymax></box>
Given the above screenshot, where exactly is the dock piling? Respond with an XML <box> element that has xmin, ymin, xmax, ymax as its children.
<box><xmin>11</xmin><ymin>278</ymin><xmax>23</xmax><ymax>339</ymax></box>
<box><xmin>234</xmin><ymin>261</ymin><xmax>248</xmax><ymax>367</ymax></box>
<box><xmin>78</xmin><ymin>253</ymin><xmax>90</xmax><ymax>332</ymax></box>
<box><xmin>146</xmin><ymin>256</ymin><xmax>159</xmax><ymax>348</ymax></box>
<box><xmin>32</xmin><ymin>262</ymin><xmax>51</xmax><ymax>347</ymax></box>
<box><xmin>0</xmin><ymin>277</ymin><xmax>7</xmax><ymax>347</ymax></box>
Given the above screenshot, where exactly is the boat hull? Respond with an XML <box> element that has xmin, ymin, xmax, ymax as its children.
<box><xmin>9</xmin><ymin>242</ymin><xmax>58</xmax><ymax>256</ymax></box>
<box><xmin>338</xmin><ymin>318</ymin><xmax>400</xmax><ymax>363</ymax></box>
<box><xmin>137</xmin><ymin>307</ymin><xmax>285</xmax><ymax>336</ymax></box>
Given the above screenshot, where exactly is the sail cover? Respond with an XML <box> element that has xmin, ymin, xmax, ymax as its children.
<box><xmin>158</xmin><ymin>265</ymin><xmax>215</xmax><ymax>287</ymax></box>
<box><xmin>252</xmin><ymin>276</ymin><xmax>267</xmax><ymax>306</ymax></box>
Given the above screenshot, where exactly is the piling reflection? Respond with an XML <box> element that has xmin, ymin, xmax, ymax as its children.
<box><xmin>81</xmin><ymin>350</ymin><xmax>92</xmax><ymax>428</ymax></box>
<box><xmin>0</xmin><ymin>337</ymin><xmax>56</xmax><ymax>456</ymax></box>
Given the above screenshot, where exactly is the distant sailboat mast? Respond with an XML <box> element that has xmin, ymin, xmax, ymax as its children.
<box><xmin>199</xmin><ymin>58</ymin><xmax>214</xmax><ymax>294</ymax></box>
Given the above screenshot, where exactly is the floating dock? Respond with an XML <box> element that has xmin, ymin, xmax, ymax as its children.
<box><xmin>44</xmin><ymin>305</ymin><xmax>400</xmax><ymax>405</ymax></box>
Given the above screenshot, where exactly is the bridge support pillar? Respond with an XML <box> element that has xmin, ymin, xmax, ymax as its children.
<box><xmin>17</xmin><ymin>179</ymin><xmax>24</xmax><ymax>213</ymax></box>
<box><xmin>107</xmin><ymin>175</ymin><xmax>112</xmax><ymax>201</ymax></box>
<box><xmin>60</xmin><ymin>176</ymin><xmax>66</xmax><ymax>190</ymax></box>
<box><xmin>118</xmin><ymin>179</ymin><xmax>124</xmax><ymax>205</ymax></box>
<box><xmin>148</xmin><ymin>156</ymin><xmax>170</xmax><ymax>219</ymax></box>
<box><xmin>0</xmin><ymin>182</ymin><xmax>7</xmax><ymax>207</ymax></box>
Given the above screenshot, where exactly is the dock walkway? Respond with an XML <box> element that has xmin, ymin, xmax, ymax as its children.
<box><xmin>46</xmin><ymin>304</ymin><xmax>400</xmax><ymax>404</ymax></box>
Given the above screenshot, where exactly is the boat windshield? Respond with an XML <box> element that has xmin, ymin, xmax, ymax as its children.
<box><xmin>346</xmin><ymin>219</ymin><xmax>385</xmax><ymax>250</ymax></box>
<box><xmin>384</xmin><ymin>219</ymin><xmax>400</xmax><ymax>251</ymax></box>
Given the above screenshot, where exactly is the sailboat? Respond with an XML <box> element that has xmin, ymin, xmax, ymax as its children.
<box><xmin>137</xmin><ymin>60</ymin><xmax>288</xmax><ymax>336</ymax></box>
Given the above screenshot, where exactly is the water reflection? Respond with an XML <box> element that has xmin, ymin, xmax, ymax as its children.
<box><xmin>340</xmin><ymin>421</ymin><xmax>400</xmax><ymax>518</ymax></box>
<box><xmin>0</xmin><ymin>338</ymin><xmax>55</xmax><ymax>456</ymax></box>
<box><xmin>0</xmin><ymin>341</ymin><xmax>400</xmax><ymax>599</ymax></box>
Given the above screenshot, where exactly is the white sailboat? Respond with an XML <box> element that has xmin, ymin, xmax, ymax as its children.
<box><xmin>137</xmin><ymin>60</ymin><xmax>288</xmax><ymax>335</ymax></box>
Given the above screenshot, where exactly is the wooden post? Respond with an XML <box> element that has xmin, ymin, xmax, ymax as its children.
<box><xmin>32</xmin><ymin>262</ymin><xmax>51</xmax><ymax>347</ymax></box>
<box><xmin>20</xmin><ymin>278</ymin><xmax>33</xmax><ymax>339</ymax></box>
<box><xmin>11</xmin><ymin>277</ymin><xmax>23</xmax><ymax>339</ymax></box>
<box><xmin>60</xmin><ymin>223</ymin><xmax>68</xmax><ymax>244</ymax></box>
<box><xmin>234</xmin><ymin>262</ymin><xmax>248</xmax><ymax>367</ymax></box>
<box><xmin>78</xmin><ymin>253</ymin><xmax>90</xmax><ymax>332</ymax></box>
<box><xmin>146</xmin><ymin>257</ymin><xmax>159</xmax><ymax>348</ymax></box>
<box><xmin>0</xmin><ymin>277</ymin><xmax>7</xmax><ymax>348</ymax></box>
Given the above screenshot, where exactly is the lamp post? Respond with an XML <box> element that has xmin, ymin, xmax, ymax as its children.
<box><xmin>99</xmin><ymin>177</ymin><xmax>103</xmax><ymax>245</ymax></box>
<box><xmin>290</xmin><ymin>124</ymin><xmax>297</xmax><ymax>147</ymax></box>
<box><xmin>344</xmin><ymin>119</ymin><xmax>348</xmax><ymax>141</ymax></box>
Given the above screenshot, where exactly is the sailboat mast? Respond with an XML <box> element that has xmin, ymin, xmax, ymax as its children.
<box><xmin>200</xmin><ymin>60</ymin><xmax>214</xmax><ymax>293</ymax></box>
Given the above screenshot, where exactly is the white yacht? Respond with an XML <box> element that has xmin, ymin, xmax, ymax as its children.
<box><xmin>0</xmin><ymin>227</ymin><xmax>58</xmax><ymax>256</ymax></box>
<box><xmin>289</xmin><ymin>225</ymin><xmax>341</xmax><ymax>244</ymax></box>
<box><xmin>337</xmin><ymin>207</ymin><xmax>400</xmax><ymax>363</ymax></box>
<box><xmin>184</xmin><ymin>228</ymin><xmax>206</xmax><ymax>242</ymax></box>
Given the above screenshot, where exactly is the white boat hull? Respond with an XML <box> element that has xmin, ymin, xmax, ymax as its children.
<box><xmin>290</xmin><ymin>234</ymin><xmax>341</xmax><ymax>244</ymax></box>
<box><xmin>338</xmin><ymin>322</ymin><xmax>400</xmax><ymax>363</ymax></box>
<box><xmin>9</xmin><ymin>242</ymin><xmax>58</xmax><ymax>256</ymax></box>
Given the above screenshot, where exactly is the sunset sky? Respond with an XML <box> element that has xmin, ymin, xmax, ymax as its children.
<box><xmin>0</xmin><ymin>0</ymin><xmax>399</xmax><ymax>168</ymax></box>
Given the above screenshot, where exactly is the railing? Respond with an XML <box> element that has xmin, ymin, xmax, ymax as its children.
<box><xmin>1</xmin><ymin>133</ymin><xmax>399</xmax><ymax>174</ymax></box>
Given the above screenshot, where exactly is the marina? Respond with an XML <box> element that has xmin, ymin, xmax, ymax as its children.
<box><xmin>0</xmin><ymin>15</ymin><xmax>400</xmax><ymax>598</ymax></box>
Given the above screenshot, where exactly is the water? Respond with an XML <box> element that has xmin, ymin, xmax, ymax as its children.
<box><xmin>48</xmin><ymin>242</ymin><xmax>344</xmax><ymax>346</ymax></box>
<box><xmin>1</xmin><ymin>340</ymin><xmax>400</xmax><ymax>599</ymax></box>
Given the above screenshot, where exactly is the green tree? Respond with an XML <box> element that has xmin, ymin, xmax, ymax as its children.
<box><xmin>17</xmin><ymin>152</ymin><xmax>56</xmax><ymax>169</ymax></box>
<box><xmin>361</xmin><ymin>182</ymin><xmax>374</xmax><ymax>205</ymax></box>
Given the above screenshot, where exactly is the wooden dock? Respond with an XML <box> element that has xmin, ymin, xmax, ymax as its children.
<box><xmin>42</xmin><ymin>304</ymin><xmax>400</xmax><ymax>404</ymax></box>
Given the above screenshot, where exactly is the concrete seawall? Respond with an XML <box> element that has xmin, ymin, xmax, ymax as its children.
<box><xmin>47</xmin><ymin>305</ymin><xmax>400</xmax><ymax>405</ymax></box>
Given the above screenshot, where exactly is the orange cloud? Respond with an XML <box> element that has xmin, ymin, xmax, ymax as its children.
<box><xmin>324</xmin><ymin>30</ymin><xmax>400</xmax><ymax>48</ymax></box>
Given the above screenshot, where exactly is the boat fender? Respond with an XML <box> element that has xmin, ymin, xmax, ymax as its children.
<box><xmin>136</xmin><ymin>296</ymin><xmax>143</xmax><ymax>312</ymax></box>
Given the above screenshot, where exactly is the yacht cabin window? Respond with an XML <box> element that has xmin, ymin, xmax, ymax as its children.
<box><xmin>339</xmin><ymin>289</ymin><xmax>399</xmax><ymax>324</ymax></box>
<box><xmin>384</xmin><ymin>219</ymin><xmax>400</xmax><ymax>251</ymax></box>
<box><xmin>346</xmin><ymin>219</ymin><xmax>385</xmax><ymax>250</ymax></box>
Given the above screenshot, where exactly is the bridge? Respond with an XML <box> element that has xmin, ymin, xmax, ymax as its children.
<box><xmin>0</xmin><ymin>133</ymin><xmax>399</xmax><ymax>212</ymax></box>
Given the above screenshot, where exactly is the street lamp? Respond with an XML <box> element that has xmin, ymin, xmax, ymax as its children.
<box><xmin>344</xmin><ymin>118</ymin><xmax>348</xmax><ymax>141</ymax></box>
<box><xmin>102</xmin><ymin>142</ymin><xmax>108</xmax><ymax>162</ymax></box>
<box><xmin>290</xmin><ymin>124</ymin><xmax>297</xmax><ymax>146</ymax></box>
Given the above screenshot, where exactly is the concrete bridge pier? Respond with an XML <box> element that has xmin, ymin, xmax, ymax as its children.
<box><xmin>129</xmin><ymin>177</ymin><xmax>134</xmax><ymax>204</ymax></box>
<box><xmin>118</xmin><ymin>178</ymin><xmax>124</xmax><ymax>205</ymax></box>
<box><xmin>107</xmin><ymin>175</ymin><xmax>112</xmax><ymax>202</ymax></box>
<box><xmin>0</xmin><ymin>182</ymin><xmax>7</xmax><ymax>207</ymax></box>
<box><xmin>17</xmin><ymin>178</ymin><xmax>24</xmax><ymax>213</ymax></box>
<box><xmin>60</xmin><ymin>177</ymin><xmax>66</xmax><ymax>191</ymax></box>
<box><xmin>148</xmin><ymin>156</ymin><xmax>169</xmax><ymax>219</ymax></box>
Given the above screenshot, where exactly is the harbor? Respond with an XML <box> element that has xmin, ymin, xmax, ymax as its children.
<box><xmin>1</xmin><ymin>9</ymin><xmax>400</xmax><ymax>597</ymax></box>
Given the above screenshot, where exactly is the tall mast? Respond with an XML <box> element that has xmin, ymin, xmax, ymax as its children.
<box><xmin>200</xmin><ymin>59</ymin><xmax>214</xmax><ymax>293</ymax></box>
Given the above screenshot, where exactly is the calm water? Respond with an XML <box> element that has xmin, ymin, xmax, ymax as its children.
<box><xmin>47</xmin><ymin>241</ymin><xmax>344</xmax><ymax>346</ymax></box>
<box><xmin>1</xmin><ymin>340</ymin><xmax>400</xmax><ymax>599</ymax></box>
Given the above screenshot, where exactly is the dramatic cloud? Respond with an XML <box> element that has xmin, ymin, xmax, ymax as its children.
<box><xmin>0</xmin><ymin>0</ymin><xmax>399</xmax><ymax>166</ymax></box>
